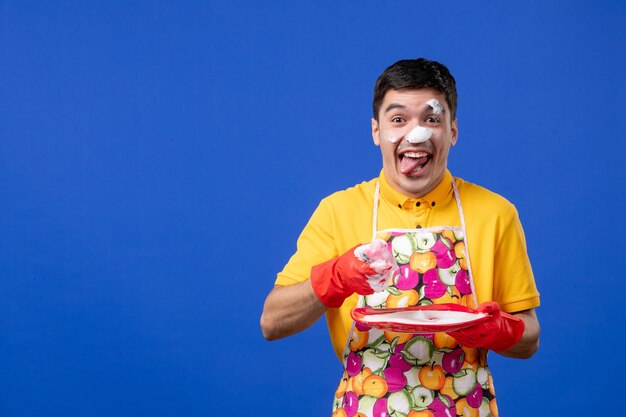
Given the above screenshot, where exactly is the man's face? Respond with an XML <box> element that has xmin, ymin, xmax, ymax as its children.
<box><xmin>371</xmin><ymin>88</ymin><xmax>458</xmax><ymax>198</ymax></box>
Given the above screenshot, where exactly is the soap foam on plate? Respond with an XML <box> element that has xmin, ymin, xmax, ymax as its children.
<box><xmin>363</xmin><ymin>310</ymin><xmax>485</xmax><ymax>325</ymax></box>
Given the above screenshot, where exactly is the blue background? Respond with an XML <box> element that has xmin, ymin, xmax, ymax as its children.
<box><xmin>1</xmin><ymin>1</ymin><xmax>625</xmax><ymax>416</ymax></box>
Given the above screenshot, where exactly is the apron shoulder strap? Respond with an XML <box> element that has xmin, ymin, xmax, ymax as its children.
<box><xmin>372</xmin><ymin>181</ymin><xmax>380</xmax><ymax>242</ymax></box>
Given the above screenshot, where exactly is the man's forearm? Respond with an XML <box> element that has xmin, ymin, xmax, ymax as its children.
<box><xmin>260</xmin><ymin>280</ymin><xmax>328</xmax><ymax>341</ymax></box>
<box><xmin>498</xmin><ymin>309</ymin><xmax>540</xmax><ymax>359</ymax></box>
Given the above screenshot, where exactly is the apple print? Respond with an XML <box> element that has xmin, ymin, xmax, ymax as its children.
<box><xmin>387</xmin><ymin>390</ymin><xmax>413</xmax><ymax>415</ymax></box>
<box><xmin>364</xmin><ymin>290</ymin><xmax>390</xmax><ymax>307</ymax></box>
<box><xmin>466</xmin><ymin>382</ymin><xmax>483</xmax><ymax>408</ymax></box>
<box><xmin>346</xmin><ymin>351</ymin><xmax>362</xmax><ymax>377</ymax></box>
<box><xmin>411</xmin><ymin>386</ymin><xmax>435</xmax><ymax>408</ymax></box>
<box><xmin>451</xmin><ymin>368</ymin><xmax>477</xmax><ymax>396</ymax></box>
<box><xmin>431</xmin><ymin>237</ymin><xmax>456</xmax><ymax>269</ymax></box>
<box><xmin>423</xmin><ymin>268</ymin><xmax>447</xmax><ymax>299</ymax></box>
<box><xmin>442</xmin><ymin>346</ymin><xmax>465</xmax><ymax>374</ymax></box>
<box><xmin>479</xmin><ymin>398</ymin><xmax>493</xmax><ymax>417</ymax></box>
<box><xmin>373</xmin><ymin>397</ymin><xmax>389</xmax><ymax>417</ymax></box>
<box><xmin>338</xmin><ymin>229</ymin><xmax>491</xmax><ymax>417</ymax></box>
<box><xmin>401</xmin><ymin>336</ymin><xmax>434</xmax><ymax>366</ymax></box>
<box><xmin>343</xmin><ymin>391</ymin><xmax>359</xmax><ymax>417</ymax></box>
<box><xmin>383</xmin><ymin>366</ymin><xmax>407</xmax><ymax>392</ymax></box>
<box><xmin>437</xmin><ymin>262</ymin><xmax>461</xmax><ymax>286</ymax></box>
<box><xmin>455</xmin><ymin>268</ymin><xmax>471</xmax><ymax>295</ymax></box>
<box><xmin>392</xmin><ymin>234</ymin><xmax>417</xmax><ymax>264</ymax></box>
<box><xmin>432</xmin><ymin>235</ymin><xmax>452</xmax><ymax>251</ymax></box>
<box><xmin>362</xmin><ymin>349</ymin><xmax>389</xmax><ymax>374</ymax></box>
<box><xmin>389</xmin><ymin>344</ymin><xmax>412</xmax><ymax>372</ymax></box>
<box><xmin>394</xmin><ymin>265</ymin><xmax>420</xmax><ymax>290</ymax></box>
<box><xmin>476</xmin><ymin>367</ymin><xmax>489</xmax><ymax>389</ymax></box>
<box><xmin>357</xmin><ymin>395</ymin><xmax>377</xmax><ymax>415</ymax></box>
<box><xmin>430</xmin><ymin>395</ymin><xmax>456</xmax><ymax>417</ymax></box>
<box><xmin>414</xmin><ymin>232</ymin><xmax>437</xmax><ymax>252</ymax></box>
<box><xmin>404</xmin><ymin>366</ymin><xmax>421</xmax><ymax>388</ymax></box>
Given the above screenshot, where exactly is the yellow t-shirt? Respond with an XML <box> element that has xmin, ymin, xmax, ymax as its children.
<box><xmin>276</xmin><ymin>170</ymin><xmax>540</xmax><ymax>360</ymax></box>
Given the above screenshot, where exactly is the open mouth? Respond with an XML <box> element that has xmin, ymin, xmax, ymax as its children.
<box><xmin>399</xmin><ymin>151</ymin><xmax>431</xmax><ymax>175</ymax></box>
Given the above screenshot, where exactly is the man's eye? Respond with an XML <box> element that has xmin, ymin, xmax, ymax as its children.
<box><xmin>391</xmin><ymin>117</ymin><xmax>405</xmax><ymax>123</ymax></box>
<box><xmin>426</xmin><ymin>116</ymin><xmax>440</xmax><ymax>123</ymax></box>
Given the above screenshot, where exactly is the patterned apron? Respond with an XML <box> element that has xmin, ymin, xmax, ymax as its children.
<box><xmin>332</xmin><ymin>181</ymin><xmax>499</xmax><ymax>417</ymax></box>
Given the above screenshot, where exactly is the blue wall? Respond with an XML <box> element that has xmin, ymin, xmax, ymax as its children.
<box><xmin>1</xmin><ymin>1</ymin><xmax>625</xmax><ymax>415</ymax></box>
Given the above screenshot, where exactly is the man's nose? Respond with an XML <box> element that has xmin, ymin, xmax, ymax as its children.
<box><xmin>405</xmin><ymin>125</ymin><xmax>432</xmax><ymax>144</ymax></box>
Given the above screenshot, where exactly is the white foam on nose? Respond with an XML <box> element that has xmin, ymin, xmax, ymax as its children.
<box><xmin>406</xmin><ymin>125</ymin><xmax>433</xmax><ymax>143</ymax></box>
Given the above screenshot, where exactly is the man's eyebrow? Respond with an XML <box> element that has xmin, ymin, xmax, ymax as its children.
<box><xmin>383</xmin><ymin>103</ymin><xmax>406</xmax><ymax>113</ymax></box>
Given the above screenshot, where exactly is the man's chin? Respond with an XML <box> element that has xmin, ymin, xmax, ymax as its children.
<box><xmin>384</xmin><ymin>166</ymin><xmax>437</xmax><ymax>197</ymax></box>
<box><xmin>397</xmin><ymin>176</ymin><xmax>431</xmax><ymax>197</ymax></box>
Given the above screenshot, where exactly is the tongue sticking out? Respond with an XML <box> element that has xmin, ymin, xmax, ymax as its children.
<box><xmin>400</xmin><ymin>156</ymin><xmax>428</xmax><ymax>174</ymax></box>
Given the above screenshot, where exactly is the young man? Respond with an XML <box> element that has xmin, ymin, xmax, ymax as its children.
<box><xmin>261</xmin><ymin>58</ymin><xmax>540</xmax><ymax>416</ymax></box>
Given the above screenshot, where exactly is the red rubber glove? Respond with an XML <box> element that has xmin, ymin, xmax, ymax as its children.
<box><xmin>310</xmin><ymin>245</ymin><xmax>378</xmax><ymax>308</ymax></box>
<box><xmin>447</xmin><ymin>302</ymin><xmax>525</xmax><ymax>352</ymax></box>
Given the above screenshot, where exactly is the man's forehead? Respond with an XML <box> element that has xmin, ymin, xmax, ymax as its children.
<box><xmin>381</xmin><ymin>88</ymin><xmax>448</xmax><ymax>112</ymax></box>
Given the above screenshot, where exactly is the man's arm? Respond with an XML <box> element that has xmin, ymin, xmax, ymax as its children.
<box><xmin>447</xmin><ymin>303</ymin><xmax>540</xmax><ymax>357</ymax></box>
<box><xmin>260</xmin><ymin>280</ymin><xmax>328</xmax><ymax>341</ymax></box>
<box><xmin>261</xmin><ymin>239</ymin><xmax>397</xmax><ymax>340</ymax></box>
<box><xmin>497</xmin><ymin>308</ymin><xmax>540</xmax><ymax>359</ymax></box>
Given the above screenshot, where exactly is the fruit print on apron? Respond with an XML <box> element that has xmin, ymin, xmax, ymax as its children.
<box><xmin>332</xmin><ymin>181</ymin><xmax>499</xmax><ymax>417</ymax></box>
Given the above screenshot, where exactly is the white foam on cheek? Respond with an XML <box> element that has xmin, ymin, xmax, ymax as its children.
<box><xmin>427</xmin><ymin>98</ymin><xmax>444</xmax><ymax>114</ymax></box>
<box><xmin>384</xmin><ymin>135</ymin><xmax>400</xmax><ymax>143</ymax></box>
<box><xmin>406</xmin><ymin>125</ymin><xmax>433</xmax><ymax>143</ymax></box>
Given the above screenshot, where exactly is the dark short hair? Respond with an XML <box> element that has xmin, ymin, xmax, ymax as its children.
<box><xmin>372</xmin><ymin>58</ymin><xmax>457</xmax><ymax>121</ymax></box>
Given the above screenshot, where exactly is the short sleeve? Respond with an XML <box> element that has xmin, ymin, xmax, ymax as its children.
<box><xmin>492</xmin><ymin>208</ymin><xmax>541</xmax><ymax>313</ymax></box>
<box><xmin>275</xmin><ymin>198</ymin><xmax>339</xmax><ymax>286</ymax></box>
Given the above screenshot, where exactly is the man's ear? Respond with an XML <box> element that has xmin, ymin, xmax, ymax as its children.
<box><xmin>371</xmin><ymin>118</ymin><xmax>381</xmax><ymax>146</ymax></box>
<box><xmin>450</xmin><ymin>118</ymin><xmax>458</xmax><ymax>146</ymax></box>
